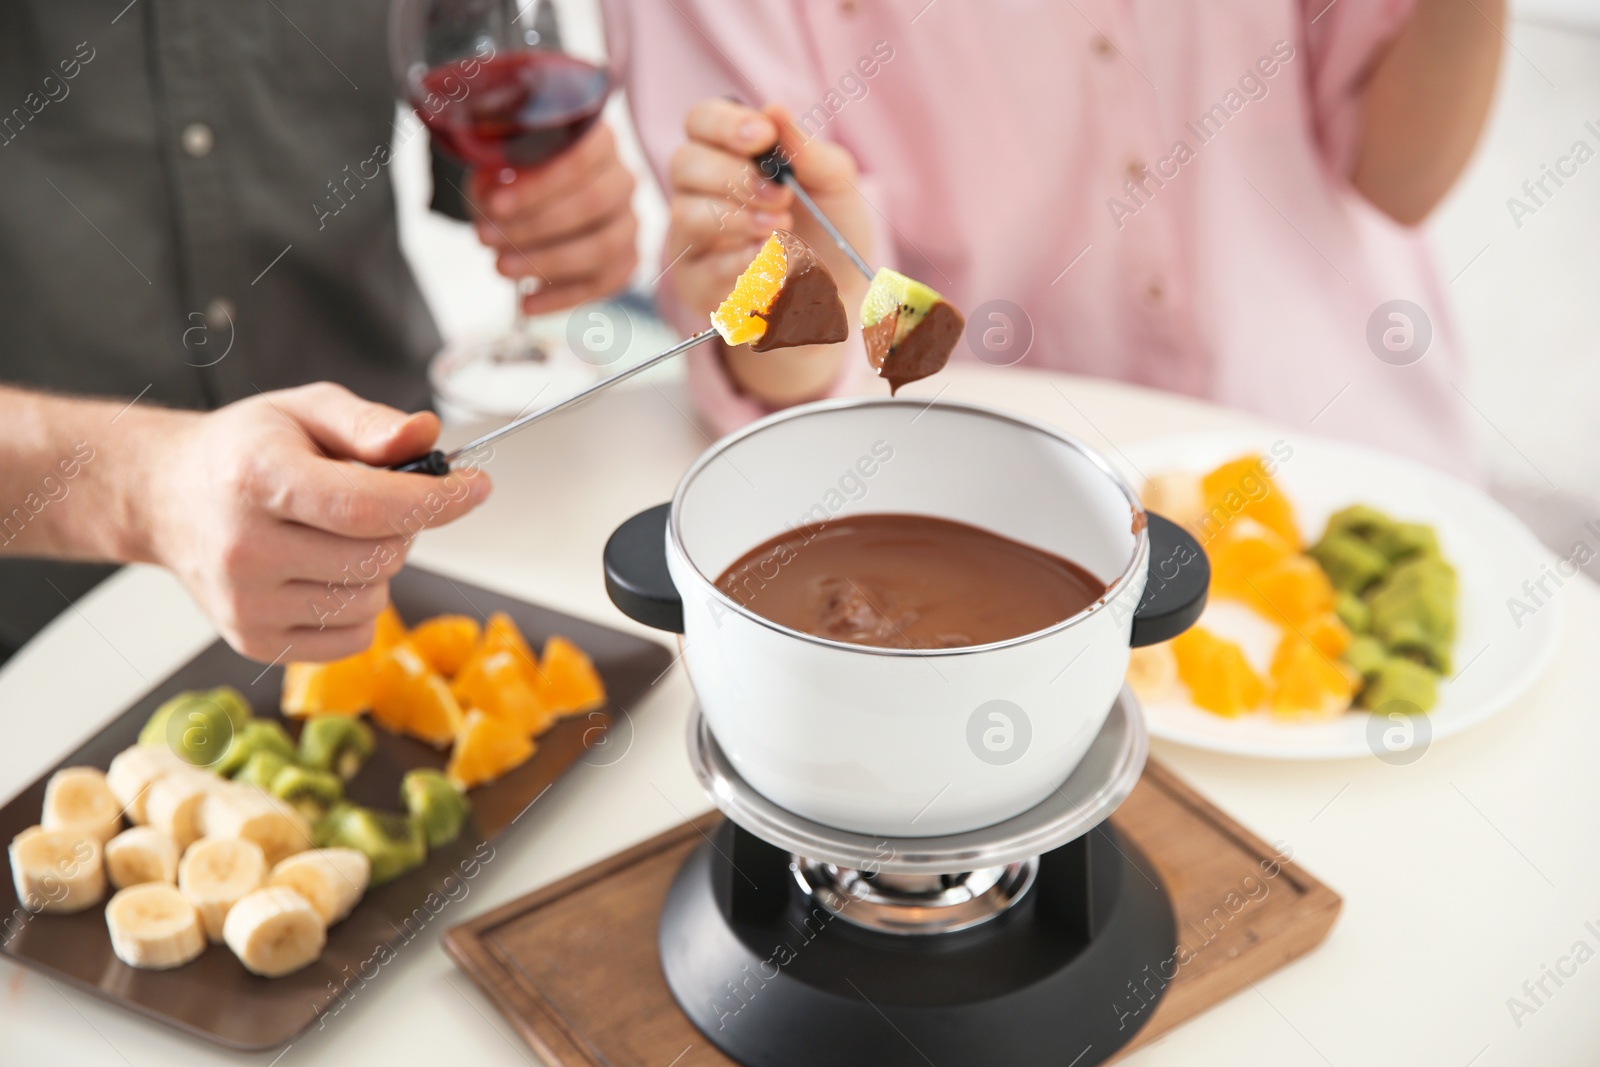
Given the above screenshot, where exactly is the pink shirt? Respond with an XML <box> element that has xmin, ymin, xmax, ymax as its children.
<box><xmin>627</xmin><ymin>0</ymin><xmax>1479</xmax><ymax>478</ymax></box>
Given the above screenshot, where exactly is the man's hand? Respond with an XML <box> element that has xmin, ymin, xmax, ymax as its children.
<box><xmin>470</xmin><ymin>122</ymin><xmax>639</xmax><ymax>314</ymax></box>
<box><xmin>663</xmin><ymin>100</ymin><xmax>872</xmax><ymax>404</ymax></box>
<box><xmin>131</xmin><ymin>384</ymin><xmax>491</xmax><ymax>662</ymax></box>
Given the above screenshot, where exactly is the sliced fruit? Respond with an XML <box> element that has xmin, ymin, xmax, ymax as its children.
<box><xmin>1306</xmin><ymin>530</ymin><xmax>1389</xmax><ymax>595</ymax></box>
<box><xmin>710</xmin><ymin>231</ymin><xmax>787</xmax><ymax>347</ymax></box>
<box><xmin>42</xmin><ymin>766</ymin><xmax>123</xmax><ymax>844</ymax></box>
<box><xmin>1139</xmin><ymin>471</ymin><xmax>1204</xmax><ymax>532</ymax></box>
<box><xmin>1301</xmin><ymin>611</ymin><xmax>1353</xmax><ymax>659</ymax></box>
<box><xmin>371</xmin><ymin>640</ymin><xmax>464</xmax><ymax>747</ymax></box>
<box><xmin>859</xmin><ymin>267</ymin><xmax>965</xmax><ymax>393</ymax></box>
<box><xmin>234</xmin><ymin>749</ymin><xmax>292</xmax><ymax>791</ymax></box>
<box><xmin>9</xmin><ymin>827</ymin><xmax>104</xmax><ymax>913</ymax></box>
<box><xmin>106</xmin><ymin>745</ymin><xmax>187</xmax><ymax>825</ymax></box>
<box><xmin>1368</xmin><ymin>554</ymin><xmax>1457</xmax><ymax>673</ymax></box>
<box><xmin>281</xmin><ymin>652</ymin><xmax>379</xmax><ymax>718</ymax></box>
<box><xmin>1171</xmin><ymin>627</ymin><xmax>1266</xmax><ymax>717</ymax></box>
<box><xmin>1359</xmin><ymin>656</ymin><xmax>1439</xmax><ymax>713</ymax></box>
<box><xmin>537</xmin><ymin>636</ymin><xmax>606</xmax><ymax>717</ymax></box>
<box><xmin>298</xmin><ymin>715</ymin><xmax>375</xmax><ymax>780</ymax></box>
<box><xmin>409</xmin><ymin>615</ymin><xmax>482</xmax><ymax>677</ymax></box>
<box><xmin>1334</xmin><ymin>590</ymin><xmax>1372</xmax><ymax>634</ymax></box>
<box><xmin>199</xmin><ymin>785</ymin><xmax>313</xmax><ymax>867</ymax></box>
<box><xmin>223</xmin><ymin>886</ymin><xmax>326</xmax><ymax>978</ymax></box>
<box><xmin>1124</xmin><ymin>643</ymin><xmax>1179</xmax><ymax>704</ymax></box>
<box><xmin>1342</xmin><ymin>634</ymin><xmax>1388</xmax><ymax>678</ymax></box>
<box><xmin>179</xmin><ymin>835</ymin><xmax>267</xmax><ymax>941</ymax></box>
<box><xmin>269</xmin><ymin>848</ymin><xmax>370</xmax><ymax>925</ymax></box>
<box><xmin>1268</xmin><ymin>634</ymin><xmax>1358</xmax><ymax>719</ymax></box>
<box><xmin>145</xmin><ymin>769</ymin><xmax>218</xmax><ymax>850</ymax></box>
<box><xmin>453</xmin><ymin>649</ymin><xmax>552</xmax><ymax>735</ymax></box>
<box><xmin>446</xmin><ymin>708</ymin><xmax>536</xmax><ymax>789</ymax></box>
<box><xmin>371</xmin><ymin>603</ymin><xmax>407</xmax><ymax>650</ymax></box>
<box><xmin>313</xmin><ymin>805</ymin><xmax>427</xmax><ymax>886</ymax></box>
<box><xmin>216</xmin><ymin>719</ymin><xmax>297</xmax><ymax>778</ymax></box>
<box><xmin>1205</xmin><ymin>517</ymin><xmax>1294</xmax><ymax>601</ymax></box>
<box><xmin>402</xmin><ymin>769</ymin><xmax>470</xmax><ymax>848</ymax></box>
<box><xmin>1242</xmin><ymin>555</ymin><xmax>1336</xmax><ymax>629</ymax></box>
<box><xmin>1198</xmin><ymin>455</ymin><xmax>1300</xmax><ymax>548</ymax></box>
<box><xmin>105</xmin><ymin>882</ymin><xmax>207</xmax><ymax>970</ymax></box>
<box><xmin>269</xmin><ymin>766</ymin><xmax>343</xmax><ymax>822</ymax></box>
<box><xmin>105</xmin><ymin>826</ymin><xmax>180</xmax><ymax>889</ymax></box>
<box><xmin>481</xmin><ymin>611</ymin><xmax>540</xmax><ymax>683</ymax></box>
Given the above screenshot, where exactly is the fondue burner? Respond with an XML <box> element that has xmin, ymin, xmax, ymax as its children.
<box><xmin>602</xmin><ymin>398</ymin><xmax>1211</xmax><ymax>1065</ymax></box>
<box><xmin>656</xmin><ymin>692</ymin><xmax>1173</xmax><ymax>1067</ymax></box>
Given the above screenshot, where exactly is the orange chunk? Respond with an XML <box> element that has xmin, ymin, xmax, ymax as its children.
<box><xmin>1172</xmin><ymin>627</ymin><xmax>1266</xmax><ymax>717</ymax></box>
<box><xmin>1244</xmin><ymin>556</ymin><xmax>1336</xmax><ymax>629</ymax></box>
<box><xmin>410</xmin><ymin>615</ymin><xmax>481</xmax><ymax>677</ymax></box>
<box><xmin>446</xmin><ymin>709</ymin><xmax>536</xmax><ymax>789</ymax></box>
<box><xmin>482</xmin><ymin>611</ymin><xmax>541</xmax><ymax>684</ymax></box>
<box><xmin>1301</xmin><ymin>611</ymin><xmax>1353</xmax><ymax>659</ymax></box>
<box><xmin>1199</xmin><ymin>455</ymin><xmax>1300</xmax><ymax>549</ymax></box>
<box><xmin>537</xmin><ymin>636</ymin><xmax>606</xmax><ymax>717</ymax></box>
<box><xmin>710</xmin><ymin>233</ymin><xmax>786</xmax><ymax>348</ymax></box>
<box><xmin>281</xmin><ymin>653</ymin><xmax>378</xmax><ymax>718</ymax></box>
<box><xmin>453</xmin><ymin>649</ymin><xmax>554</xmax><ymax>736</ymax></box>
<box><xmin>1268</xmin><ymin>634</ymin><xmax>1357</xmax><ymax>719</ymax></box>
<box><xmin>371</xmin><ymin>640</ymin><xmax>463</xmax><ymax>748</ymax></box>
<box><xmin>1205</xmin><ymin>518</ymin><xmax>1294</xmax><ymax>600</ymax></box>
<box><xmin>372</xmin><ymin>604</ymin><xmax>407</xmax><ymax>652</ymax></box>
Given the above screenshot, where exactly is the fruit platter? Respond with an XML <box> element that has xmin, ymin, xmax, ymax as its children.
<box><xmin>1119</xmin><ymin>431</ymin><xmax>1564</xmax><ymax>760</ymax></box>
<box><xmin>0</xmin><ymin>567</ymin><xmax>672</xmax><ymax>1049</ymax></box>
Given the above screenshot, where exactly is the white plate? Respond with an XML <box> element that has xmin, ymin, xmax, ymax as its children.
<box><xmin>1117</xmin><ymin>431</ymin><xmax>1566</xmax><ymax>760</ymax></box>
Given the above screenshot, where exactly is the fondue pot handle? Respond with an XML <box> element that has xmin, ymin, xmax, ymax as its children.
<box><xmin>603</xmin><ymin>504</ymin><xmax>685</xmax><ymax>633</ymax></box>
<box><xmin>1130</xmin><ymin>512</ymin><xmax>1210</xmax><ymax>647</ymax></box>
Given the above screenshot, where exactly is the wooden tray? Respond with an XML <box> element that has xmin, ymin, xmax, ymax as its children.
<box><xmin>445</xmin><ymin>760</ymin><xmax>1341</xmax><ymax>1065</ymax></box>
<box><xmin>0</xmin><ymin>567</ymin><xmax>673</xmax><ymax>1051</ymax></box>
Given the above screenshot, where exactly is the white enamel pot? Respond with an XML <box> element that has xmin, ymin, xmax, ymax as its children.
<box><xmin>604</xmin><ymin>397</ymin><xmax>1207</xmax><ymax>838</ymax></box>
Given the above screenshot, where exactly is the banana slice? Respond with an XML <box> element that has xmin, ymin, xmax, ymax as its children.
<box><xmin>223</xmin><ymin>886</ymin><xmax>326</xmax><ymax>978</ymax></box>
<box><xmin>201</xmin><ymin>785</ymin><xmax>313</xmax><ymax>867</ymax></box>
<box><xmin>104</xmin><ymin>826</ymin><xmax>180</xmax><ymax>889</ymax></box>
<box><xmin>145</xmin><ymin>769</ymin><xmax>217</xmax><ymax>851</ymax></box>
<box><xmin>106</xmin><ymin>745</ymin><xmax>187</xmax><ymax>825</ymax></box>
<box><xmin>1125</xmin><ymin>644</ymin><xmax>1180</xmax><ymax>704</ymax></box>
<box><xmin>105</xmin><ymin>882</ymin><xmax>206</xmax><ymax>969</ymax></box>
<box><xmin>9</xmin><ymin>826</ymin><xmax>104</xmax><ymax>913</ymax></box>
<box><xmin>42</xmin><ymin>767</ymin><xmax>123</xmax><ymax>845</ymax></box>
<box><xmin>269</xmin><ymin>848</ymin><xmax>370</xmax><ymax>925</ymax></box>
<box><xmin>178</xmin><ymin>836</ymin><xmax>266</xmax><ymax>941</ymax></box>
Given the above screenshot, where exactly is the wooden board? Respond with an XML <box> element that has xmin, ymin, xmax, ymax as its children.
<box><xmin>444</xmin><ymin>760</ymin><xmax>1341</xmax><ymax>1065</ymax></box>
<box><xmin>0</xmin><ymin>567</ymin><xmax>673</xmax><ymax>1051</ymax></box>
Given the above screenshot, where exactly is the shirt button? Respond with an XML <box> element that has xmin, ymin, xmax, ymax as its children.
<box><xmin>181</xmin><ymin>123</ymin><xmax>214</xmax><ymax>158</ymax></box>
<box><xmin>205</xmin><ymin>298</ymin><xmax>235</xmax><ymax>331</ymax></box>
<box><xmin>1092</xmin><ymin>35</ymin><xmax>1115</xmax><ymax>60</ymax></box>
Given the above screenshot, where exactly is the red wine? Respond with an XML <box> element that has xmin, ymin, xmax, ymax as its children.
<box><xmin>417</xmin><ymin>51</ymin><xmax>610</xmax><ymax>170</ymax></box>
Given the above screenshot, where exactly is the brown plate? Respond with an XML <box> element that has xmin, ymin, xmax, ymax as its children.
<box><xmin>0</xmin><ymin>566</ymin><xmax>672</xmax><ymax>1050</ymax></box>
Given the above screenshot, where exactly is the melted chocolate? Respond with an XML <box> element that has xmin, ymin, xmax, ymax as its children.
<box><xmin>865</xmin><ymin>301</ymin><xmax>965</xmax><ymax>394</ymax></box>
<box><xmin>715</xmin><ymin>513</ymin><xmax>1108</xmax><ymax>649</ymax></box>
<box><xmin>750</xmin><ymin>231</ymin><xmax>849</xmax><ymax>352</ymax></box>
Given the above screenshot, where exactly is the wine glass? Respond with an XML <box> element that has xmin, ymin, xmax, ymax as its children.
<box><xmin>390</xmin><ymin>0</ymin><xmax>632</xmax><ymax>406</ymax></box>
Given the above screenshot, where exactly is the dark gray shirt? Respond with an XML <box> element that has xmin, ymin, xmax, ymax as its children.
<box><xmin>0</xmin><ymin>1</ymin><xmax>452</xmax><ymax>651</ymax></box>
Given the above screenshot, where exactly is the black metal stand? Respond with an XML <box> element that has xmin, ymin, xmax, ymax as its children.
<box><xmin>659</xmin><ymin>821</ymin><xmax>1177</xmax><ymax>1067</ymax></box>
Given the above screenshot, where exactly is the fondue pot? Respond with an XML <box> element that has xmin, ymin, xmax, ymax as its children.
<box><xmin>605</xmin><ymin>397</ymin><xmax>1207</xmax><ymax>837</ymax></box>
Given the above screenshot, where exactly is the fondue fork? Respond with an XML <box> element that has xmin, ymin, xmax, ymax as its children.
<box><xmin>390</xmin><ymin>328</ymin><xmax>716</xmax><ymax>475</ymax></box>
<box><xmin>755</xmin><ymin>149</ymin><xmax>875</xmax><ymax>282</ymax></box>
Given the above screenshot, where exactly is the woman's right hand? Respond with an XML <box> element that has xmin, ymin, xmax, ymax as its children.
<box><xmin>663</xmin><ymin>100</ymin><xmax>874</xmax><ymax>404</ymax></box>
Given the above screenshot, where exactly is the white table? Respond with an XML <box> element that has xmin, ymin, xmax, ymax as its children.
<box><xmin>4</xmin><ymin>366</ymin><xmax>1597</xmax><ymax>1067</ymax></box>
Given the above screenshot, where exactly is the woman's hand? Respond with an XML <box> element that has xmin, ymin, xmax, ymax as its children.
<box><xmin>129</xmin><ymin>384</ymin><xmax>491</xmax><ymax>662</ymax></box>
<box><xmin>663</xmin><ymin>100</ymin><xmax>873</xmax><ymax>404</ymax></box>
<box><xmin>469</xmin><ymin>122</ymin><xmax>639</xmax><ymax>314</ymax></box>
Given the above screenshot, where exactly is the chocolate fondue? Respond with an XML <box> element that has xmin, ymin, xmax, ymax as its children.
<box><xmin>715</xmin><ymin>513</ymin><xmax>1108</xmax><ymax>649</ymax></box>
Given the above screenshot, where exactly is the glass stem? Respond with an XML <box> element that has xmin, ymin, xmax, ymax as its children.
<box><xmin>510</xmin><ymin>275</ymin><xmax>545</xmax><ymax>361</ymax></box>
